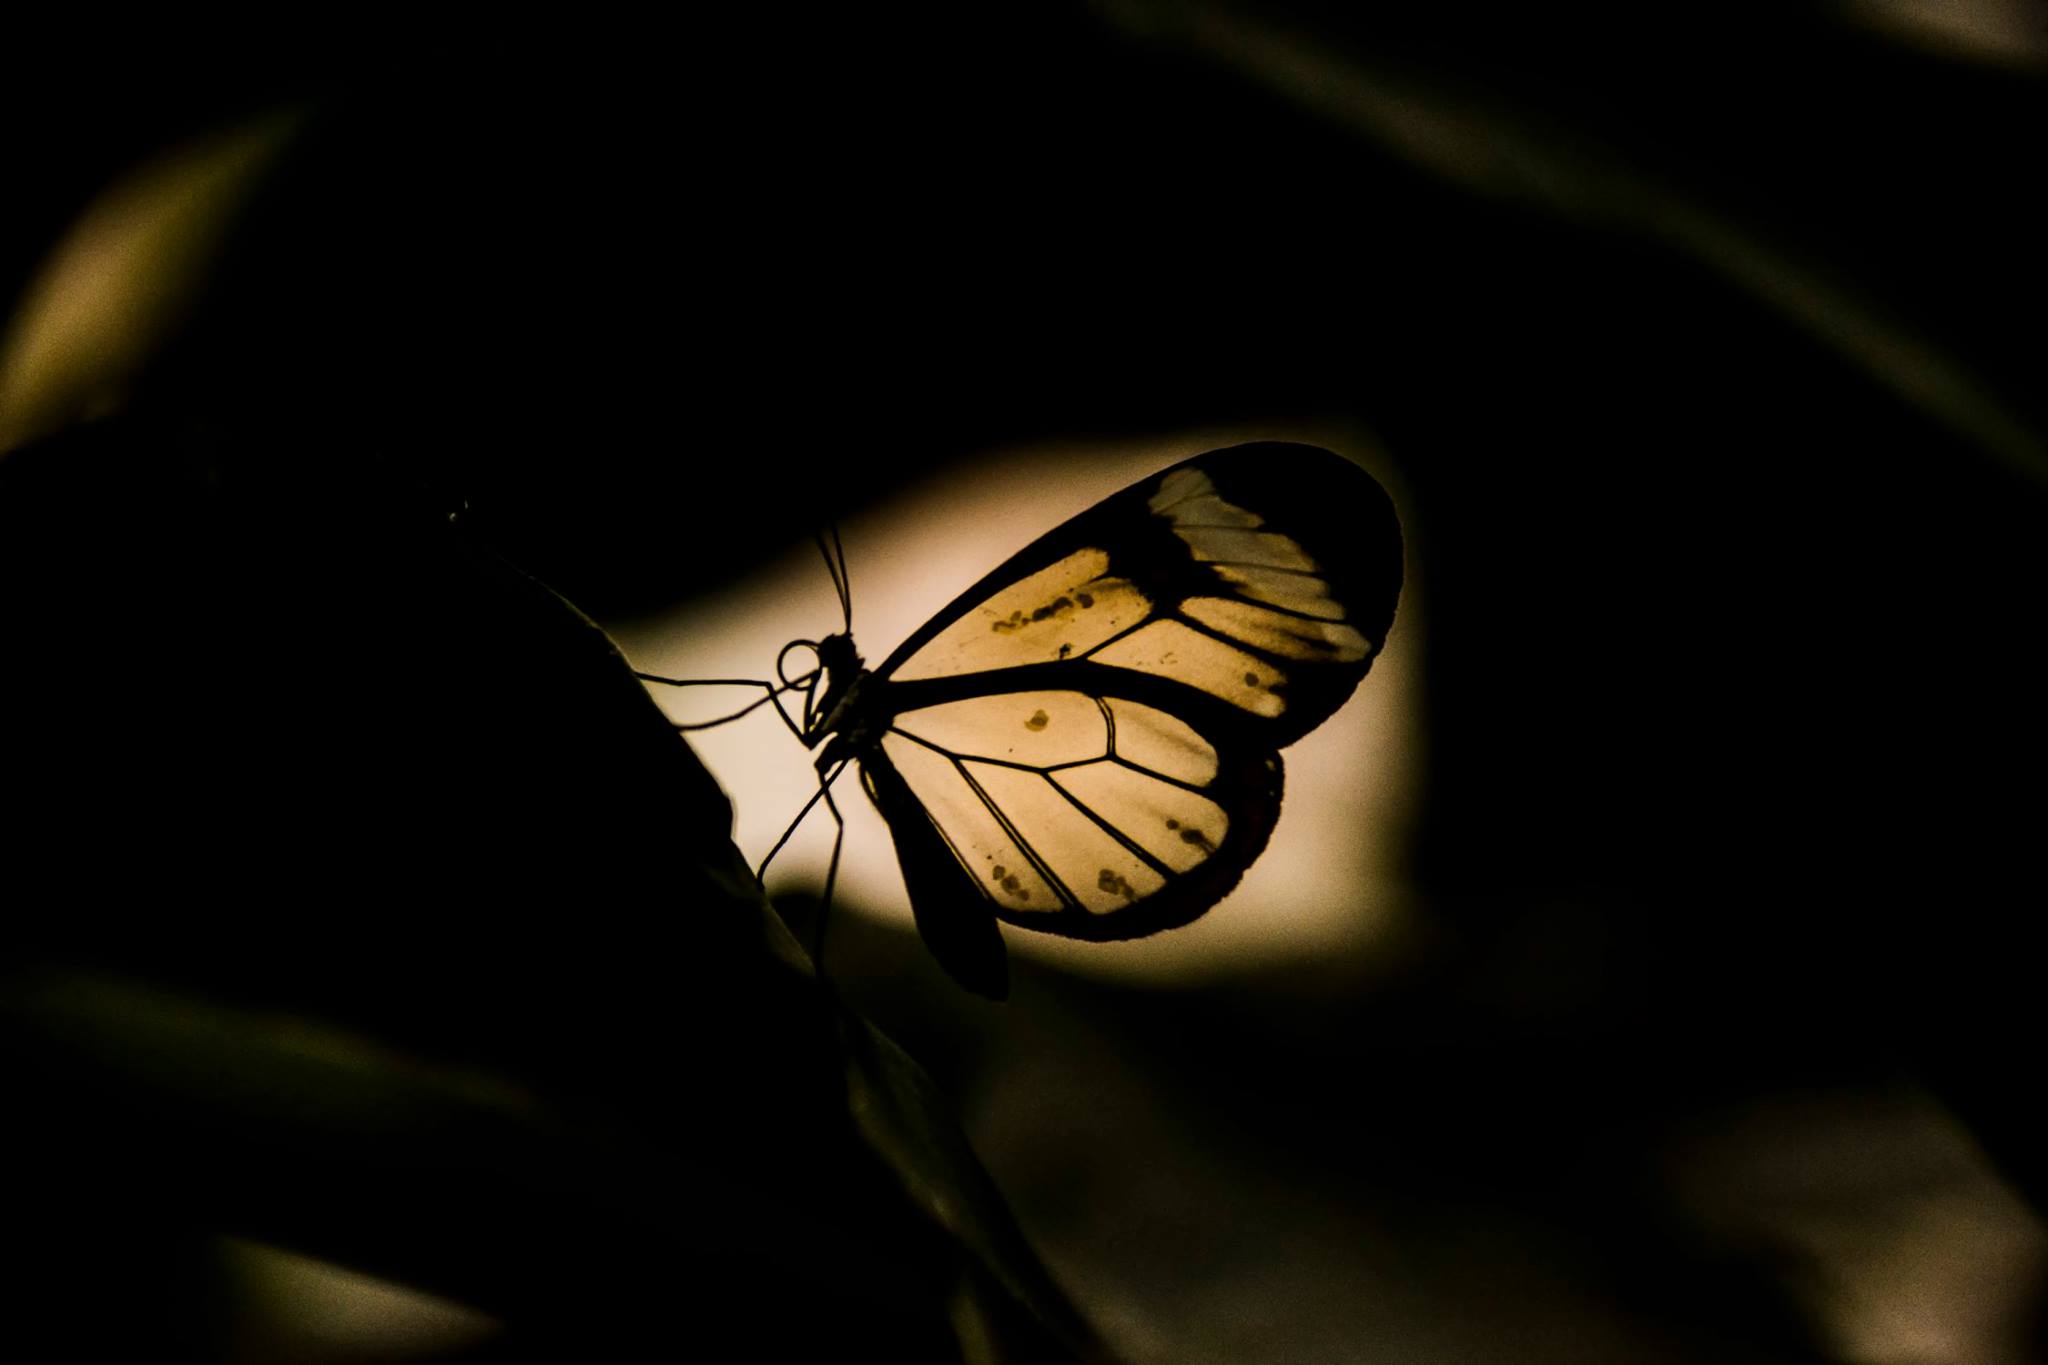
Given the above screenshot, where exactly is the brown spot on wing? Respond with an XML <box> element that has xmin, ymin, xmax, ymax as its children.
<box><xmin>993</xmin><ymin>594</ymin><xmax>1081</xmax><ymax>632</ymax></box>
<box><xmin>1097</xmin><ymin>868</ymin><xmax>1139</xmax><ymax>902</ymax></box>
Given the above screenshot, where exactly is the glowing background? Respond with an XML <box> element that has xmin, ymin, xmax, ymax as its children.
<box><xmin>611</xmin><ymin>426</ymin><xmax>1422</xmax><ymax>985</ymax></box>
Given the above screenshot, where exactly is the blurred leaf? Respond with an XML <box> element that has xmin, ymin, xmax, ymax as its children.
<box><xmin>0</xmin><ymin>111</ymin><xmax>304</xmax><ymax>455</ymax></box>
<box><xmin>0</xmin><ymin>406</ymin><xmax>1108</xmax><ymax>1360</ymax></box>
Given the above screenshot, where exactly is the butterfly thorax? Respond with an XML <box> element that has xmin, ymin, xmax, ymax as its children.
<box><xmin>804</xmin><ymin>632</ymin><xmax>877</xmax><ymax>766</ymax></box>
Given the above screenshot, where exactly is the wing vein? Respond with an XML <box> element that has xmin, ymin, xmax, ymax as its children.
<box><xmin>949</xmin><ymin>754</ymin><xmax>1084</xmax><ymax>912</ymax></box>
<box><xmin>1107</xmin><ymin>753</ymin><xmax>1218</xmax><ymax>797</ymax></box>
<box><xmin>923</xmin><ymin>797</ymin><xmax>998</xmax><ymax>907</ymax></box>
<box><xmin>1148</xmin><ymin>486</ymin><xmax>1210</xmax><ymax>515</ymax></box>
<box><xmin>1199</xmin><ymin>560</ymin><xmax>1326</xmax><ymax>579</ymax></box>
<box><xmin>1204</xmin><ymin>587</ymin><xmax>1351</xmax><ymax>625</ymax></box>
<box><xmin>1078</xmin><ymin>614</ymin><xmax>1164</xmax><ymax>661</ymax></box>
<box><xmin>885</xmin><ymin>726</ymin><xmax>1097</xmax><ymax>777</ymax></box>
<box><xmin>894</xmin><ymin>729</ymin><xmax>1084</xmax><ymax>910</ymax></box>
<box><xmin>1045</xmin><ymin>773</ymin><xmax>1176</xmax><ymax>880</ymax></box>
<box><xmin>890</xmin><ymin>724</ymin><xmax>1186</xmax><ymax>909</ymax></box>
<box><xmin>1171</xmin><ymin>613</ymin><xmax>1299</xmax><ymax>669</ymax></box>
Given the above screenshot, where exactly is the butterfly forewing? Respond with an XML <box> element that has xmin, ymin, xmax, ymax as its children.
<box><xmin>887</xmin><ymin>549</ymin><xmax>1154</xmax><ymax>681</ymax></box>
<box><xmin>851</xmin><ymin>444</ymin><xmax>1401</xmax><ymax>986</ymax></box>
<box><xmin>874</xmin><ymin>443</ymin><xmax>1400</xmax><ymax>745</ymax></box>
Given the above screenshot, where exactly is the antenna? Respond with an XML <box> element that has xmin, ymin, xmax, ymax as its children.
<box><xmin>813</xmin><ymin>524</ymin><xmax>852</xmax><ymax>633</ymax></box>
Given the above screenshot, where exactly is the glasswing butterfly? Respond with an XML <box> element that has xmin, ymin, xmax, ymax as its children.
<box><xmin>642</xmin><ymin>442</ymin><xmax>1404</xmax><ymax>999</ymax></box>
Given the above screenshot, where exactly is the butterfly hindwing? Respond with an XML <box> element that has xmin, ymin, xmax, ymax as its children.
<box><xmin>851</xmin><ymin>444</ymin><xmax>1402</xmax><ymax>993</ymax></box>
<box><xmin>867</xmin><ymin>688</ymin><xmax>1284</xmax><ymax>942</ymax></box>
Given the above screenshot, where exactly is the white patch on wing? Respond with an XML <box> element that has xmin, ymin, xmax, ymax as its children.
<box><xmin>882</xmin><ymin>732</ymin><xmax>1057</xmax><ymax>910</ymax></box>
<box><xmin>1052</xmin><ymin>761</ymin><xmax>1229</xmax><ymax>875</ymax></box>
<box><xmin>1182</xmin><ymin>597</ymin><xmax>1370</xmax><ymax>662</ymax></box>
<box><xmin>1174</xmin><ymin>497</ymin><xmax>1265</xmax><ymax>528</ymax></box>
<box><xmin>963</xmin><ymin>761</ymin><xmax>1167</xmax><ymax>914</ymax></box>
<box><xmin>890</xmin><ymin>547</ymin><xmax>1152</xmax><ymax>682</ymax></box>
<box><xmin>1174</xmin><ymin>526</ymin><xmax>1318</xmax><ymax>572</ymax></box>
<box><xmin>1211</xmin><ymin>562</ymin><xmax>1346</xmax><ymax>620</ymax></box>
<box><xmin>1147</xmin><ymin>467</ymin><xmax>1217</xmax><ymax>513</ymax></box>
<box><xmin>893</xmin><ymin>691</ymin><xmax>1107</xmax><ymax>767</ymax></box>
<box><xmin>1151</xmin><ymin>467</ymin><xmax>1316</xmax><ymax>568</ymax></box>
<box><xmin>1148</xmin><ymin>468</ymin><xmax>1268</xmax><ymax>528</ymax></box>
<box><xmin>1091</xmin><ymin>620</ymin><xmax>1287</xmax><ymax>717</ymax></box>
<box><xmin>1105</xmin><ymin>698</ymin><xmax>1219</xmax><ymax>785</ymax></box>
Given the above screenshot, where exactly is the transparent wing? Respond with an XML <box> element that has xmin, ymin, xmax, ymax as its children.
<box><xmin>876</xmin><ymin>443</ymin><xmax>1403</xmax><ymax>749</ymax></box>
<box><xmin>861</xmin><ymin>687</ymin><xmax>1283</xmax><ymax>946</ymax></box>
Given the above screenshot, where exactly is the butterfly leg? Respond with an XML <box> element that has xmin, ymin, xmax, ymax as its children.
<box><xmin>754</xmin><ymin>755</ymin><xmax>850</xmax><ymax>876</ymax></box>
<box><xmin>751</xmin><ymin>758</ymin><xmax>854</xmax><ymax>971</ymax></box>
<box><xmin>815</xmin><ymin>779</ymin><xmax>846</xmax><ymax>972</ymax></box>
<box><xmin>634</xmin><ymin>673</ymin><xmax>808</xmax><ymax>741</ymax></box>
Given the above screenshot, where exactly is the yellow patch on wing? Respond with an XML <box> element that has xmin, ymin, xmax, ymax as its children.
<box><xmin>1092</xmin><ymin>620</ymin><xmax>1287</xmax><ymax>716</ymax></box>
<box><xmin>1181</xmin><ymin>597</ymin><xmax>1370</xmax><ymax>662</ymax></box>
<box><xmin>962</xmin><ymin>762</ymin><xmax>1167</xmax><ymax>915</ymax></box>
<box><xmin>893</xmin><ymin>691</ymin><xmax>1107</xmax><ymax>766</ymax></box>
<box><xmin>882</xmin><ymin>732</ymin><xmax>1057</xmax><ymax>908</ymax></box>
<box><xmin>1051</xmin><ymin>762</ymin><xmax>1229</xmax><ymax>875</ymax></box>
<box><xmin>891</xmin><ymin>548</ymin><xmax>1151</xmax><ymax>682</ymax></box>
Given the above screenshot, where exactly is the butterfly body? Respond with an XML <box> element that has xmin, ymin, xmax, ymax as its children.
<box><xmin>787</xmin><ymin>443</ymin><xmax>1404</xmax><ymax>1000</ymax></box>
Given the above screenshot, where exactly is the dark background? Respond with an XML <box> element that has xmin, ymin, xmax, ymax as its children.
<box><xmin>5</xmin><ymin>5</ymin><xmax>2044</xmax><ymax>1360</ymax></box>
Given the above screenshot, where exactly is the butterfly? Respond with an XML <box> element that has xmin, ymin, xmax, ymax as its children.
<box><xmin>643</xmin><ymin>443</ymin><xmax>1404</xmax><ymax>999</ymax></box>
